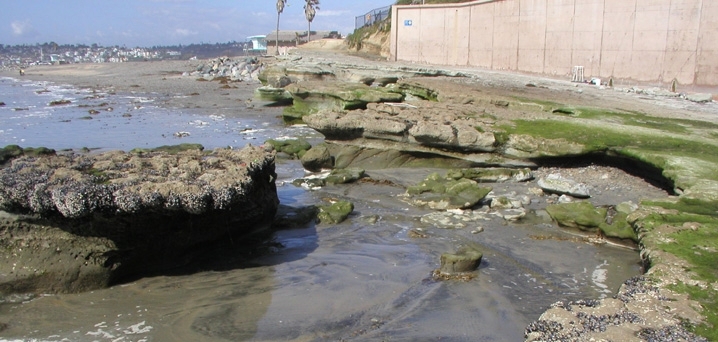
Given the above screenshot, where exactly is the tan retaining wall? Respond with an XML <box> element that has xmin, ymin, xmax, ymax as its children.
<box><xmin>390</xmin><ymin>0</ymin><xmax>718</xmax><ymax>87</ymax></box>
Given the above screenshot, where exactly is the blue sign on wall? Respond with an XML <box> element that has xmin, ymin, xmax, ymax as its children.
<box><xmin>404</xmin><ymin>20</ymin><xmax>413</xmax><ymax>26</ymax></box>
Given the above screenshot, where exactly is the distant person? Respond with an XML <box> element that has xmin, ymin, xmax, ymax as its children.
<box><xmin>19</xmin><ymin>68</ymin><xmax>25</xmax><ymax>76</ymax></box>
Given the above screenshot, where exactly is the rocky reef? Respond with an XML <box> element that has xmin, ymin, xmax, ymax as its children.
<box><xmin>0</xmin><ymin>144</ymin><xmax>278</xmax><ymax>294</ymax></box>
<box><xmin>255</xmin><ymin>52</ymin><xmax>718</xmax><ymax>340</ymax></box>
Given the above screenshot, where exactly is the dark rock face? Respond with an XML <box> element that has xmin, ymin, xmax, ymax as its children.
<box><xmin>0</xmin><ymin>145</ymin><xmax>279</xmax><ymax>294</ymax></box>
<box><xmin>300</xmin><ymin>144</ymin><xmax>333</xmax><ymax>172</ymax></box>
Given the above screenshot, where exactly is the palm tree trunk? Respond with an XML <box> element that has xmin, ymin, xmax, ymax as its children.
<box><xmin>276</xmin><ymin>13</ymin><xmax>281</xmax><ymax>55</ymax></box>
<box><xmin>307</xmin><ymin>23</ymin><xmax>311</xmax><ymax>43</ymax></box>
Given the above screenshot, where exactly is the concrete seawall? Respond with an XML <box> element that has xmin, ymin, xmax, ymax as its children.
<box><xmin>391</xmin><ymin>0</ymin><xmax>718</xmax><ymax>88</ymax></box>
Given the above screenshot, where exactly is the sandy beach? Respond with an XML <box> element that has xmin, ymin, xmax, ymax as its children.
<box><xmin>1</xmin><ymin>59</ymin><xmax>267</xmax><ymax>114</ymax></box>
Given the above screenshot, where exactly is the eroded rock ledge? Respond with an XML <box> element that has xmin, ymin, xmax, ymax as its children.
<box><xmin>0</xmin><ymin>145</ymin><xmax>278</xmax><ymax>294</ymax></box>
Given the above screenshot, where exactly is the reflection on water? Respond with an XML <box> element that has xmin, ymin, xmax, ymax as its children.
<box><xmin>0</xmin><ymin>77</ymin><xmax>321</xmax><ymax>151</ymax></box>
<box><xmin>0</xmin><ymin>78</ymin><xmax>643</xmax><ymax>341</ymax></box>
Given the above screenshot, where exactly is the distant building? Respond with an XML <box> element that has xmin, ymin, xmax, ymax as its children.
<box><xmin>246</xmin><ymin>35</ymin><xmax>268</xmax><ymax>54</ymax></box>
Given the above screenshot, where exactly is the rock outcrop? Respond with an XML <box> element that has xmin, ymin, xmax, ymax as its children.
<box><xmin>0</xmin><ymin>145</ymin><xmax>279</xmax><ymax>294</ymax></box>
<box><xmin>255</xmin><ymin>51</ymin><xmax>718</xmax><ymax>341</ymax></box>
<box><xmin>186</xmin><ymin>56</ymin><xmax>264</xmax><ymax>82</ymax></box>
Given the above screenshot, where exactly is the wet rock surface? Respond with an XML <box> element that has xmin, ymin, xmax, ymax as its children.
<box><xmin>0</xmin><ymin>145</ymin><xmax>279</xmax><ymax>294</ymax></box>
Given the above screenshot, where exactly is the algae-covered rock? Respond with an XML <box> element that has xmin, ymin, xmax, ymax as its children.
<box><xmin>1</xmin><ymin>145</ymin><xmax>28</xmax><ymax>164</ymax></box>
<box><xmin>439</xmin><ymin>246</ymin><xmax>483</xmax><ymax>274</ymax></box>
<box><xmin>546</xmin><ymin>201</ymin><xmax>607</xmax><ymax>231</ymax></box>
<box><xmin>325</xmin><ymin>168</ymin><xmax>365</xmax><ymax>185</ymax></box>
<box><xmin>266</xmin><ymin>138</ymin><xmax>311</xmax><ymax>158</ymax></box>
<box><xmin>503</xmin><ymin>134</ymin><xmax>586</xmax><ymax>158</ymax></box>
<box><xmin>284</xmin><ymin>81</ymin><xmax>405</xmax><ymax>119</ymax></box>
<box><xmin>407</xmin><ymin>173</ymin><xmax>492</xmax><ymax>210</ymax></box>
<box><xmin>599</xmin><ymin>212</ymin><xmax>637</xmax><ymax>241</ymax></box>
<box><xmin>130</xmin><ymin>143</ymin><xmax>204</xmax><ymax>155</ymax></box>
<box><xmin>292</xmin><ymin>177</ymin><xmax>326</xmax><ymax>190</ymax></box>
<box><xmin>1</xmin><ymin>145</ymin><xmax>56</xmax><ymax>165</ymax></box>
<box><xmin>407</xmin><ymin>172</ymin><xmax>446</xmax><ymax>195</ymax></box>
<box><xmin>316</xmin><ymin>200</ymin><xmax>354</xmax><ymax>224</ymax></box>
<box><xmin>394</xmin><ymin>81</ymin><xmax>439</xmax><ymax>101</ymax></box>
<box><xmin>255</xmin><ymin>85</ymin><xmax>293</xmax><ymax>104</ymax></box>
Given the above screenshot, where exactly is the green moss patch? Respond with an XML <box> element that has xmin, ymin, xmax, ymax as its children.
<box><xmin>130</xmin><ymin>143</ymin><xmax>204</xmax><ymax>154</ymax></box>
<box><xmin>573</xmin><ymin>108</ymin><xmax>718</xmax><ymax>134</ymax></box>
<box><xmin>635</xmin><ymin>204</ymin><xmax>718</xmax><ymax>339</ymax></box>
<box><xmin>1</xmin><ymin>145</ymin><xmax>56</xmax><ymax>164</ymax></box>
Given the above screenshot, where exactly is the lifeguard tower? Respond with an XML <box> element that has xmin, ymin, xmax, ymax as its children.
<box><xmin>246</xmin><ymin>35</ymin><xmax>268</xmax><ymax>55</ymax></box>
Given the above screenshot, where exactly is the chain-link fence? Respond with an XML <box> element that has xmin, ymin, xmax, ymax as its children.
<box><xmin>355</xmin><ymin>6</ymin><xmax>391</xmax><ymax>30</ymax></box>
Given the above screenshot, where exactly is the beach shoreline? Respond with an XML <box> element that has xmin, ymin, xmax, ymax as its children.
<box><xmin>1</xmin><ymin>59</ymin><xmax>265</xmax><ymax>116</ymax></box>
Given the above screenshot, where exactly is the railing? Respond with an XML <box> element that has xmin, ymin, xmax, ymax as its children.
<box><xmin>355</xmin><ymin>5</ymin><xmax>391</xmax><ymax>30</ymax></box>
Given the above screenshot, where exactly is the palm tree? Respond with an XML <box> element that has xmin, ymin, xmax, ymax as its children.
<box><xmin>304</xmin><ymin>0</ymin><xmax>320</xmax><ymax>43</ymax></box>
<box><xmin>276</xmin><ymin>0</ymin><xmax>288</xmax><ymax>55</ymax></box>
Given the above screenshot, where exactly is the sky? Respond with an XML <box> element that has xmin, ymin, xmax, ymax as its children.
<box><xmin>1</xmin><ymin>0</ymin><xmax>394</xmax><ymax>47</ymax></box>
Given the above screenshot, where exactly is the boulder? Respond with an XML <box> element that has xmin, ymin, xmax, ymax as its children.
<box><xmin>686</xmin><ymin>93</ymin><xmax>713</xmax><ymax>103</ymax></box>
<box><xmin>316</xmin><ymin>200</ymin><xmax>354</xmax><ymax>224</ymax></box>
<box><xmin>599</xmin><ymin>211</ymin><xmax>637</xmax><ymax>242</ymax></box>
<box><xmin>265</xmin><ymin>138</ymin><xmax>311</xmax><ymax>158</ymax></box>
<box><xmin>272</xmin><ymin>204</ymin><xmax>319</xmax><ymax>228</ymax></box>
<box><xmin>538</xmin><ymin>173</ymin><xmax>591</xmax><ymax>198</ymax></box>
<box><xmin>325</xmin><ymin>168</ymin><xmax>365</xmax><ymax>185</ymax></box>
<box><xmin>439</xmin><ymin>246</ymin><xmax>483</xmax><ymax>274</ymax></box>
<box><xmin>300</xmin><ymin>144</ymin><xmax>333</xmax><ymax>171</ymax></box>
<box><xmin>407</xmin><ymin>172</ymin><xmax>492</xmax><ymax>210</ymax></box>
<box><xmin>545</xmin><ymin>201</ymin><xmax>607</xmax><ymax>231</ymax></box>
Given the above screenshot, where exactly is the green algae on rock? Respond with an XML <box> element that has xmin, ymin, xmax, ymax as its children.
<box><xmin>130</xmin><ymin>143</ymin><xmax>204</xmax><ymax>155</ymax></box>
<box><xmin>283</xmin><ymin>81</ymin><xmax>405</xmax><ymax>120</ymax></box>
<box><xmin>1</xmin><ymin>145</ymin><xmax>56</xmax><ymax>164</ymax></box>
<box><xmin>316</xmin><ymin>200</ymin><xmax>354</xmax><ymax>224</ymax></box>
<box><xmin>265</xmin><ymin>138</ymin><xmax>311</xmax><ymax>158</ymax></box>
<box><xmin>407</xmin><ymin>172</ymin><xmax>492</xmax><ymax>210</ymax></box>
<box><xmin>546</xmin><ymin>201</ymin><xmax>607</xmax><ymax>231</ymax></box>
<box><xmin>325</xmin><ymin>168</ymin><xmax>365</xmax><ymax>185</ymax></box>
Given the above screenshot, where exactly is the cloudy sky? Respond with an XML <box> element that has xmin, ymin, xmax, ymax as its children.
<box><xmin>1</xmin><ymin>0</ymin><xmax>393</xmax><ymax>47</ymax></box>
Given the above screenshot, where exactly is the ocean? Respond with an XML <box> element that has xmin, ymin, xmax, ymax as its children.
<box><xmin>0</xmin><ymin>76</ymin><xmax>319</xmax><ymax>151</ymax></box>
